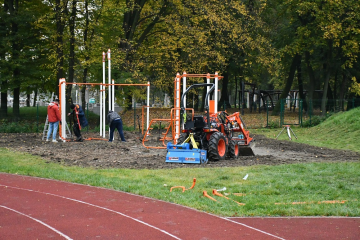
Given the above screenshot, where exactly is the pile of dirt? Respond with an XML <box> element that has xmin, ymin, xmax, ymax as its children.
<box><xmin>0</xmin><ymin>132</ymin><xmax>359</xmax><ymax>169</ymax></box>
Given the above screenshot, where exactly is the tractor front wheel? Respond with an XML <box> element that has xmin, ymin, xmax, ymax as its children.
<box><xmin>208</xmin><ymin>132</ymin><xmax>227</xmax><ymax>161</ymax></box>
<box><xmin>228</xmin><ymin>140</ymin><xmax>239</xmax><ymax>159</ymax></box>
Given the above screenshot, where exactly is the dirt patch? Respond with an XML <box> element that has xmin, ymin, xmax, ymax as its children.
<box><xmin>0</xmin><ymin>132</ymin><xmax>359</xmax><ymax>169</ymax></box>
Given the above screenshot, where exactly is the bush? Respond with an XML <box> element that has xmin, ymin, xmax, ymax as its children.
<box><xmin>302</xmin><ymin>112</ymin><xmax>334</xmax><ymax>127</ymax></box>
<box><xmin>267</xmin><ymin>121</ymin><xmax>280</xmax><ymax>129</ymax></box>
<box><xmin>0</xmin><ymin>119</ymin><xmax>41</xmax><ymax>133</ymax></box>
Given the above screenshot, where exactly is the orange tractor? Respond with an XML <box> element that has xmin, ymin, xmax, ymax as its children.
<box><xmin>166</xmin><ymin>83</ymin><xmax>255</xmax><ymax>164</ymax></box>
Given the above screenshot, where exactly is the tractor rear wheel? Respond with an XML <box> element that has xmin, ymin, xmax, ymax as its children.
<box><xmin>176</xmin><ymin>133</ymin><xmax>188</xmax><ymax>144</ymax></box>
<box><xmin>228</xmin><ymin>140</ymin><xmax>239</xmax><ymax>159</ymax></box>
<box><xmin>208</xmin><ymin>132</ymin><xmax>227</xmax><ymax>161</ymax></box>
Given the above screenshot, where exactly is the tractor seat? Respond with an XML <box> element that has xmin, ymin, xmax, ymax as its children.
<box><xmin>193</xmin><ymin>116</ymin><xmax>206</xmax><ymax>129</ymax></box>
<box><xmin>184</xmin><ymin>115</ymin><xmax>206</xmax><ymax>130</ymax></box>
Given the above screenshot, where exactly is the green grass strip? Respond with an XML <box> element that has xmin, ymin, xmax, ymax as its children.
<box><xmin>1</xmin><ymin>148</ymin><xmax>359</xmax><ymax>217</ymax></box>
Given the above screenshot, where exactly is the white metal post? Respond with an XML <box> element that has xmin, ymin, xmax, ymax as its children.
<box><xmin>182</xmin><ymin>72</ymin><xmax>186</xmax><ymax>108</ymax></box>
<box><xmin>101</xmin><ymin>52</ymin><xmax>105</xmax><ymax>136</ymax></box>
<box><xmin>147</xmin><ymin>81</ymin><xmax>150</xmax><ymax>131</ymax></box>
<box><xmin>103</xmin><ymin>51</ymin><xmax>106</xmax><ymax>138</ymax></box>
<box><xmin>107</xmin><ymin>49</ymin><xmax>111</xmax><ymax>111</ymax></box>
<box><xmin>215</xmin><ymin>72</ymin><xmax>218</xmax><ymax>113</ymax></box>
<box><xmin>60</xmin><ymin>78</ymin><xmax>66</xmax><ymax>141</ymax></box>
<box><xmin>103</xmin><ymin>84</ymin><xmax>105</xmax><ymax>138</ymax></box>
<box><xmin>207</xmin><ymin>73</ymin><xmax>210</xmax><ymax>104</ymax></box>
<box><xmin>107</xmin><ymin>49</ymin><xmax>111</xmax><ymax>137</ymax></box>
<box><xmin>175</xmin><ymin>73</ymin><xmax>181</xmax><ymax>140</ymax></box>
<box><xmin>112</xmin><ymin>79</ymin><xmax>115</xmax><ymax>111</ymax></box>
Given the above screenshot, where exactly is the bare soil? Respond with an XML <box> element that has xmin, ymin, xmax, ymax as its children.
<box><xmin>0</xmin><ymin>132</ymin><xmax>359</xmax><ymax>169</ymax></box>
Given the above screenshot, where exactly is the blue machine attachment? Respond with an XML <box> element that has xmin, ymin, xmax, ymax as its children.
<box><xmin>166</xmin><ymin>142</ymin><xmax>208</xmax><ymax>164</ymax></box>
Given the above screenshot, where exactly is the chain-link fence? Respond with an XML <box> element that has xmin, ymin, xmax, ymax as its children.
<box><xmin>1</xmin><ymin>98</ymin><xmax>359</xmax><ymax>133</ymax></box>
<box><xmin>120</xmin><ymin>98</ymin><xmax>360</xmax><ymax>130</ymax></box>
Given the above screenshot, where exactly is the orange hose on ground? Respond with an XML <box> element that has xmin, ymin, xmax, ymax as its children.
<box><xmin>212</xmin><ymin>189</ymin><xmax>245</xmax><ymax>205</ymax></box>
<box><xmin>233</xmin><ymin>193</ymin><xmax>246</xmax><ymax>196</ymax></box>
<box><xmin>188</xmin><ymin>178</ymin><xmax>196</xmax><ymax>189</ymax></box>
<box><xmin>203</xmin><ymin>191</ymin><xmax>217</xmax><ymax>201</ymax></box>
<box><xmin>170</xmin><ymin>186</ymin><xmax>186</xmax><ymax>192</ymax></box>
<box><xmin>84</xmin><ymin>138</ymin><xmax>108</xmax><ymax>141</ymax></box>
<box><xmin>275</xmin><ymin>200</ymin><xmax>348</xmax><ymax>205</ymax></box>
<box><xmin>170</xmin><ymin>178</ymin><xmax>196</xmax><ymax>193</ymax></box>
<box><xmin>212</xmin><ymin>189</ymin><xmax>229</xmax><ymax>199</ymax></box>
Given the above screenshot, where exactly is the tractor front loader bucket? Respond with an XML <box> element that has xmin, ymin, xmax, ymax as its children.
<box><xmin>238</xmin><ymin>141</ymin><xmax>256</xmax><ymax>156</ymax></box>
<box><xmin>166</xmin><ymin>142</ymin><xmax>208</xmax><ymax>164</ymax></box>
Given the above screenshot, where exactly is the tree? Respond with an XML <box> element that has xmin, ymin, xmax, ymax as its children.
<box><xmin>0</xmin><ymin>0</ymin><xmax>49</xmax><ymax>119</ymax></box>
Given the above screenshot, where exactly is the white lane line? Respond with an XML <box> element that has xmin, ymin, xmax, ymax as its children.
<box><xmin>0</xmin><ymin>185</ymin><xmax>181</xmax><ymax>240</ymax></box>
<box><xmin>0</xmin><ymin>205</ymin><xmax>73</xmax><ymax>240</ymax></box>
<box><xmin>221</xmin><ymin>217</ymin><xmax>286</xmax><ymax>240</ymax></box>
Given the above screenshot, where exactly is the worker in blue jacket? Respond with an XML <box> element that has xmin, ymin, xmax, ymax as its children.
<box><xmin>68</xmin><ymin>104</ymin><xmax>88</xmax><ymax>141</ymax></box>
<box><xmin>107</xmin><ymin>110</ymin><xmax>126</xmax><ymax>142</ymax></box>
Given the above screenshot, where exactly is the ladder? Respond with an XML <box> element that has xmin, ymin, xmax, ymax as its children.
<box><xmin>42</xmin><ymin>93</ymin><xmax>72</xmax><ymax>140</ymax></box>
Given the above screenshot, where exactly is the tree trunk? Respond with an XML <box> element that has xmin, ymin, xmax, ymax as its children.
<box><xmin>321</xmin><ymin>42</ymin><xmax>332</xmax><ymax>116</ymax></box>
<box><xmin>200</xmin><ymin>77</ymin><xmax>207</xmax><ymax>112</ymax></box>
<box><xmin>219</xmin><ymin>71</ymin><xmax>231</xmax><ymax>110</ymax></box>
<box><xmin>0</xmin><ymin>90</ymin><xmax>7</xmax><ymax>118</ymax></box>
<box><xmin>81</xmin><ymin>0</ymin><xmax>89</xmax><ymax>107</ymax></box>
<box><xmin>13</xmin><ymin>87</ymin><xmax>20</xmax><ymax>120</ymax></box>
<box><xmin>272</xmin><ymin>54</ymin><xmax>302</xmax><ymax>115</ymax></box>
<box><xmin>339</xmin><ymin>72</ymin><xmax>347</xmax><ymax>110</ymax></box>
<box><xmin>234</xmin><ymin>75</ymin><xmax>238</xmax><ymax>109</ymax></box>
<box><xmin>326</xmin><ymin>82</ymin><xmax>334</xmax><ymax>111</ymax></box>
<box><xmin>8</xmin><ymin>0</ymin><xmax>20</xmax><ymax>119</ymax></box>
<box><xmin>0</xmin><ymin>2</ymin><xmax>8</xmax><ymax>118</ymax></box>
<box><xmin>55</xmin><ymin>0</ymin><xmax>65</xmax><ymax>97</ymax></box>
<box><xmin>67</xmin><ymin>0</ymin><xmax>77</xmax><ymax>107</ymax></box>
<box><xmin>32</xmin><ymin>89</ymin><xmax>38</xmax><ymax>107</ymax></box>
<box><xmin>305</xmin><ymin>51</ymin><xmax>315</xmax><ymax>103</ymax></box>
<box><xmin>119</xmin><ymin>0</ymin><xmax>169</xmax><ymax>110</ymax></box>
<box><xmin>297</xmin><ymin>62</ymin><xmax>307</xmax><ymax>111</ymax></box>
<box><xmin>26</xmin><ymin>93</ymin><xmax>30</xmax><ymax>107</ymax></box>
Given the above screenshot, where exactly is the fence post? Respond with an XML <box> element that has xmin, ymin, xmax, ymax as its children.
<box><xmin>353</xmin><ymin>98</ymin><xmax>355</xmax><ymax>109</ymax></box>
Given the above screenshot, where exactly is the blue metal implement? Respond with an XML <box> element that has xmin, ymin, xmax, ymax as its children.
<box><xmin>166</xmin><ymin>142</ymin><xmax>208</xmax><ymax>164</ymax></box>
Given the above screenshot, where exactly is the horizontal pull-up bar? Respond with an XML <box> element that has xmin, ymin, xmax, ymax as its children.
<box><xmin>59</xmin><ymin>82</ymin><xmax>150</xmax><ymax>87</ymax></box>
<box><xmin>178</xmin><ymin>74</ymin><xmax>224</xmax><ymax>79</ymax></box>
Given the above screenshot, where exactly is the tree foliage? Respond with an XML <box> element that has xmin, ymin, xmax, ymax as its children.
<box><xmin>1</xmin><ymin>0</ymin><xmax>360</xmax><ymax>118</ymax></box>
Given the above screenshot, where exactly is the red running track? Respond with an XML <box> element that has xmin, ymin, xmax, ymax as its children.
<box><xmin>0</xmin><ymin>173</ymin><xmax>359</xmax><ymax>239</ymax></box>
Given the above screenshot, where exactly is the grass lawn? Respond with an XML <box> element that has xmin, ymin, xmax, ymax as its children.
<box><xmin>0</xmin><ymin>107</ymin><xmax>359</xmax><ymax>217</ymax></box>
<box><xmin>1</xmin><ymin>149</ymin><xmax>359</xmax><ymax>217</ymax></box>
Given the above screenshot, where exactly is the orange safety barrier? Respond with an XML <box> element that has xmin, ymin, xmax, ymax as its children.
<box><xmin>203</xmin><ymin>191</ymin><xmax>217</xmax><ymax>201</ymax></box>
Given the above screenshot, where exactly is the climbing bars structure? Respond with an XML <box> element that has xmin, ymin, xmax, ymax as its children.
<box><xmin>58</xmin><ymin>78</ymin><xmax>150</xmax><ymax>142</ymax></box>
